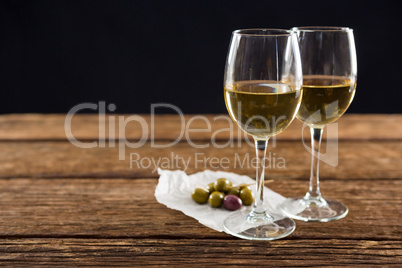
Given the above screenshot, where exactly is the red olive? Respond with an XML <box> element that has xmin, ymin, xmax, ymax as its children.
<box><xmin>223</xmin><ymin>195</ymin><xmax>242</xmax><ymax>211</ymax></box>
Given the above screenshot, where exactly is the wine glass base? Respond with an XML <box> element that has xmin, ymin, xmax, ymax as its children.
<box><xmin>223</xmin><ymin>210</ymin><xmax>296</xmax><ymax>240</ymax></box>
<box><xmin>280</xmin><ymin>197</ymin><xmax>348</xmax><ymax>222</ymax></box>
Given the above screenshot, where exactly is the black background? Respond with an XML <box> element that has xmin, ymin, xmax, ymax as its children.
<box><xmin>0</xmin><ymin>0</ymin><xmax>401</xmax><ymax>114</ymax></box>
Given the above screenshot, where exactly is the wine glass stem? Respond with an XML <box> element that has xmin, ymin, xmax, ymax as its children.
<box><xmin>307</xmin><ymin>127</ymin><xmax>324</xmax><ymax>199</ymax></box>
<box><xmin>253</xmin><ymin>139</ymin><xmax>269</xmax><ymax>214</ymax></box>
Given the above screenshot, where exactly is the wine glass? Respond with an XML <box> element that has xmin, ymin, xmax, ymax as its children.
<box><xmin>280</xmin><ymin>26</ymin><xmax>357</xmax><ymax>222</ymax></box>
<box><xmin>223</xmin><ymin>29</ymin><xmax>302</xmax><ymax>240</ymax></box>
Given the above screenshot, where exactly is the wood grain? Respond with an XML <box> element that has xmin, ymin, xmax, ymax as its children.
<box><xmin>0</xmin><ymin>114</ymin><xmax>400</xmax><ymax>266</ymax></box>
<box><xmin>0</xmin><ymin>178</ymin><xmax>400</xmax><ymax>240</ymax></box>
<box><xmin>0</xmin><ymin>114</ymin><xmax>401</xmax><ymax>141</ymax></box>
<box><xmin>0</xmin><ymin>140</ymin><xmax>400</xmax><ymax>180</ymax></box>
<box><xmin>0</xmin><ymin>238</ymin><xmax>400</xmax><ymax>266</ymax></box>
<box><xmin>0</xmin><ymin>178</ymin><xmax>400</xmax><ymax>266</ymax></box>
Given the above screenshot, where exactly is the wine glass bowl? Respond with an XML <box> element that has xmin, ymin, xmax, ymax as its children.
<box><xmin>223</xmin><ymin>29</ymin><xmax>302</xmax><ymax>240</ymax></box>
<box><xmin>280</xmin><ymin>26</ymin><xmax>357</xmax><ymax>222</ymax></box>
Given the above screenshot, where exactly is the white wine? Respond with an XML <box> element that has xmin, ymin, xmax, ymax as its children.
<box><xmin>225</xmin><ymin>81</ymin><xmax>302</xmax><ymax>139</ymax></box>
<box><xmin>297</xmin><ymin>75</ymin><xmax>356</xmax><ymax>126</ymax></box>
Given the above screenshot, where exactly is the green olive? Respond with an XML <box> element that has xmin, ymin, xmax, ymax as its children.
<box><xmin>206</xmin><ymin>182</ymin><xmax>215</xmax><ymax>193</ymax></box>
<box><xmin>241</xmin><ymin>185</ymin><xmax>252</xmax><ymax>192</ymax></box>
<box><xmin>191</xmin><ymin>187</ymin><xmax>210</xmax><ymax>204</ymax></box>
<box><xmin>208</xmin><ymin>191</ymin><xmax>224</xmax><ymax>207</ymax></box>
<box><xmin>214</xmin><ymin>178</ymin><xmax>232</xmax><ymax>192</ymax></box>
<box><xmin>238</xmin><ymin>183</ymin><xmax>250</xmax><ymax>190</ymax></box>
<box><xmin>226</xmin><ymin>186</ymin><xmax>240</xmax><ymax>197</ymax></box>
<box><xmin>240</xmin><ymin>187</ymin><xmax>254</xmax><ymax>206</ymax></box>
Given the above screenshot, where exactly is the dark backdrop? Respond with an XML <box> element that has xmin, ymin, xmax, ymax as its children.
<box><xmin>1</xmin><ymin>0</ymin><xmax>401</xmax><ymax>114</ymax></box>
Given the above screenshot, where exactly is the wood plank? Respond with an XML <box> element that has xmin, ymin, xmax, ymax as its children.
<box><xmin>0</xmin><ymin>238</ymin><xmax>400</xmax><ymax>266</ymax></box>
<box><xmin>0</xmin><ymin>114</ymin><xmax>401</xmax><ymax>141</ymax></box>
<box><xmin>0</xmin><ymin>178</ymin><xmax>400</xmax><ymax>241</ymax></box>
<box><xmin>0</xmin><ymin>114</ymin><xmax>400</xmax><ymax>266</ymax></box>
<box><xmin>0</xmin><ymin>140</ymin><xmax>400</xmax><ymax>179</ymax></box>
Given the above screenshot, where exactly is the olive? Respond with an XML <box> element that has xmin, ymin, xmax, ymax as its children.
<box><xmin>206</xmin><ymin>182</ymin><xmax>215</xmax><ymax>193</ymax></box>
<box><xmin>214</xmin><ymin>178</ymin><xmax>232</xmax><ymax>192</ymax></box>
<box><xmin>208</xmin><ymin>191</ymin><xmax>224</xmax><ymax>207</ymax></box>
<box><xmin>238</xmin><ymin>183</ymin><xmax>250</xmax><ymax>190</ymax></box>
<box><xmin>240</xmin><ymin>187</ymin><xmax>254</xmax><ymax>206</ymax></box>
<box><xmin>191</xmin><ymin>187</ymin><xmax>210</xmax><ymax>204</ymax></box>
<box><xmin>226</xmin><ymin>186</ymin><xmax>240</xmax><ymax>197</ymax></box>
<box><xmin>223</xmin><ymin>195</ymin><xmax>242</xmax><ymax>211</ymax></box>
<box><xmin>241</xmin><ymin>185</ymin><xmax>252</xmax><ymax>192</ymax></box>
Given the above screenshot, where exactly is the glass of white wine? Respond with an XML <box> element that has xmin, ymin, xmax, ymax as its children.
<box><xmin>223</xmin><ymin>29</ymin><xmax>302</xmax><ymax>240</ymax></box>
<box><xmin>280</xmin><ymin>27</ymin><xmax>357</xmax><ymax>222</ymax></box>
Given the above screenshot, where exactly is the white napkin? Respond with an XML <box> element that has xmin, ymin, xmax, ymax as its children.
<box><xmin>155</xmin><ymin>169</ymin><xmax>286</xmax><ymax>233</ymax></box>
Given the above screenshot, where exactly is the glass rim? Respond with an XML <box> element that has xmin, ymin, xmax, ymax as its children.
<box><xmin>233</xmin><ymin>28</ymin><xmax>295</xmax><ymax>37</ymax></box>
<box><xmin>292</xmin><ymin>26</ymin><xmax>353</xmax><ymax>32</ymax></box>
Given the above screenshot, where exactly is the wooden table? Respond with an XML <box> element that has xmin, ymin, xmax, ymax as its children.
<box><xmin>0</xmin><ymin>114</ymin><xmax>401</xmax><ymax>266</ymax></box>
